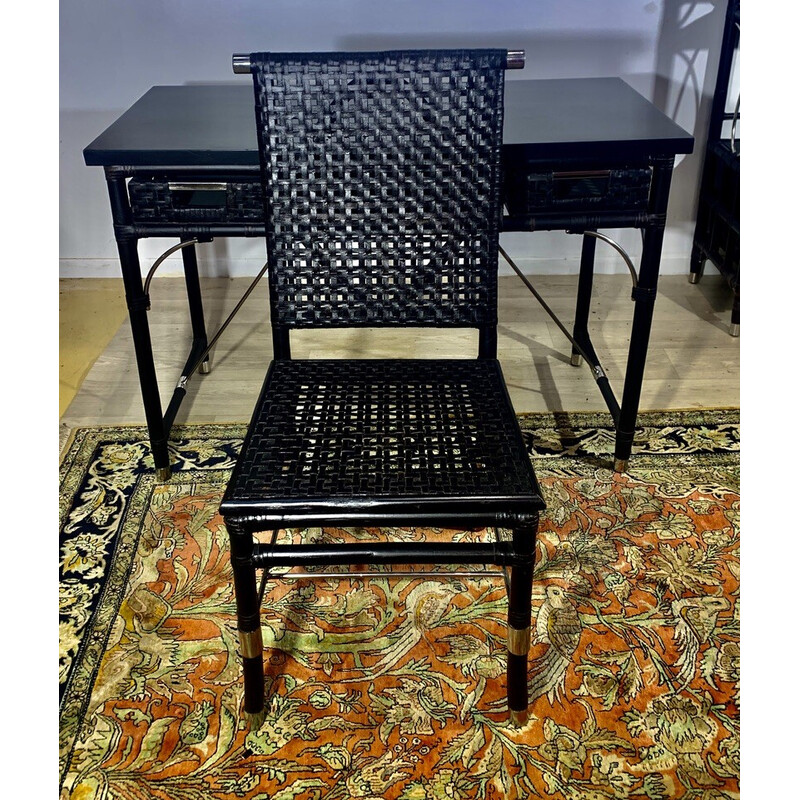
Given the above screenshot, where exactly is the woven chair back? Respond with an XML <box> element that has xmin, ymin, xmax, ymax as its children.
<box><xmin>251</xmin><ymin>49</ymin><xmax>506</xmax><ymax>329</ymax></box>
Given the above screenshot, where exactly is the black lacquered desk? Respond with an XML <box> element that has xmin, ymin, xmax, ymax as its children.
<box><xmin>84</xmin><ymin>77</ymin><xmax>692</xmax><ymax>478</ymax></box>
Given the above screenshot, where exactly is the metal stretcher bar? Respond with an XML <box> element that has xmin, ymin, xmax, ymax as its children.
<box><xmin>498</xmin><ymin>231</ymin><xmax>641</xmax><ymax>427</ymax></box>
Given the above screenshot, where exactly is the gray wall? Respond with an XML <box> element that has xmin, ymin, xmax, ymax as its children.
<box><xmin>60</xmin><ymin>0</ymin><xmax>732</xmax><ymax>278</ymax></box>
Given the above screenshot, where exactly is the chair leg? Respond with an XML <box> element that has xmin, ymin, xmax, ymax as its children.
<box><xmin>506</xmin><ymin>518</ymin><xmax>538</xmax><ymax>727</ymax></box>
<box><xmin>227</xmin><ymin>520</ymin><xmax>266</xmax><ymax>727</ymax></box>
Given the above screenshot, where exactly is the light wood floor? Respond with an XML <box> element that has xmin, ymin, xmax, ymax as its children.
<box><xmin>59</xmin><ymin>272</ymin><xmax>739</xmax><ymax>435</ymax></box>
<box><xmin>59</xmin><ymin>279</ymin><xmax>128</xmax><ymax>417</ymax></box>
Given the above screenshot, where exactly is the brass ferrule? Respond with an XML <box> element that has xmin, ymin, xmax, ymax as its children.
<box><xmin>244</xmin><ymin>709</ymin><xmax>267</xmax><ymax>730</ymax></box>
<box><xmin>509</xmin><ymin>708</ymin><xmax>529</xmax><ymax>728</ymax></box>
<box><xmin>239</xmin><ymin>628</ymin><xmax>263</xmax><ymax>659</ymax></box>
<box><xmin>507</xmin><ymin>626</ymin><xmax>531</xmax><ymax>656</ymax></box>
<box><xmin>613</xmin><ymin>458</ymin><xmax>629</xmax><ymax>474</ymax></box>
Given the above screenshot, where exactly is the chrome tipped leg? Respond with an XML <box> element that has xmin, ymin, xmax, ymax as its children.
<box><xmin>729</xmin><ymin>323</ymin><xmax>740</xmax><ymax>338</ymax></box>
<box><xmin>570</xmin><ymin>352</ymin><xmax>583</xmax><ymax>367</ymax></box>
<box><xmin>688</xmin><ymin>273</ymin><xmax>702</xmax><ymax>285</ymax></box>
<box><xmin>613</xmin><ymin>458</ymin><xmax>629</xmax><ymax>474</ymax></box>
<box><xmin>155</xmin><ymin>466</ymin><xmax>171</xmax><ymax>482</ymax></box>
<box><xmin>509</xmin><ymin>708</ymin><xmax>529</xmax><ymax>728</ymax></box>
<box><xmin>199</xmin><ymin>359</ymin><xmax>211</xmax><ymax>374</ymax></box>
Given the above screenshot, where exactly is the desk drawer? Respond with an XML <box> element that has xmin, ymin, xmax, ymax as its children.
<box><xmin>129</xmin><ymin>177</ymin><xmax>264</xmax><ymax>225</ymax></box>
<box><xmin>503</xmin><ymin>157</ymin><xmax>652</xmax><ymax>216</ymax></box>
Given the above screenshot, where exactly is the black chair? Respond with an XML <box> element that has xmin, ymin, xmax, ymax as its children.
<box><xmin>220</xmin><ymin>49</ymin><xmax>545</xmax><ymax>728</ymax></box>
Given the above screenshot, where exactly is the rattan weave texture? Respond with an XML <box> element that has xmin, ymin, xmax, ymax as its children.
<box><xmin>224</xmin><ymin>359</ymin><xmax>541</xmax><ymax>505</ymax></box>
<box><xmin>251</xmin><ymin>50</ymin><xmax>506</xmax><ymax>328</ymax></box>
<box><xmin>503</xmin><ymin>161</ymin><xmax>652</xmax><ymax>216</ymax></box>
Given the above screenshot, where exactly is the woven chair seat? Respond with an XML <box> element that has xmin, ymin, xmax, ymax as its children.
<box><xmin>221</xmin><ymin>358</ymin><xmax>543</xmax><ymax>526</ymax></box>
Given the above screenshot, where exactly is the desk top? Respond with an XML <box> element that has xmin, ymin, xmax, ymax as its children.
<box><xmin>84</xmin><ymin>77</ymin><xmax>692</xmax><ymax>168</ymax></box>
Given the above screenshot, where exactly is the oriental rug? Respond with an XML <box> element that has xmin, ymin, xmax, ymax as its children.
<box><xmin>59</xmin><ymin>410</ymin><xmax>739</xmax><ymax>799</ymax></box>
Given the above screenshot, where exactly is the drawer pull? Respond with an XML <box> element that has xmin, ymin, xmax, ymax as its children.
<box><xmin>167</xmin><ymin>182</ymin><xmax>229</xmax><ymax>192</ymax></box>
<box><xmin>551</xmin><ymin>170</ymin><xmax>611</xmax><ymax>180</ymax></box>
<box><xmin>552</xmin><ymin>171</ymin><xmax>610</xmax><ymax>201</ymax></box>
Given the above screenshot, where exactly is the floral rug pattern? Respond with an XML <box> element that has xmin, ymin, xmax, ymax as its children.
<box><xmin>59</xmin><ymin>411</ymin><xmax>739</xmax><ymax>799</ymax></box>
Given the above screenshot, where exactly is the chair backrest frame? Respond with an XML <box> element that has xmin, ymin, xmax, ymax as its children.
<box><xmin>250</xmin><ymin>49</ymin><xmax>507</xmax><ymax>359</ymax></box>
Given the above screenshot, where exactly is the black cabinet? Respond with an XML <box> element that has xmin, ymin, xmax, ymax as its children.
<box><xmin>690</xmin><ymin>0</ymin><xmax>740</xmax><ymax>335</ymax></box>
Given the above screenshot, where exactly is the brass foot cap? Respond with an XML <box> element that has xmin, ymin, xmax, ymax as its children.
<box><xmin>688</xmin><ymin>273</ymin><xmax>702</xmax><ymax>284</ymax></box>
<box><xmin>729</xmin><ymin>323</ymin><xmax>740</xmax><ymax>338</ymax></box>
<box><xmin>243</xmin><ymin>709</ymin><xmax>266</xmax><ymax>730</ymax></box>
<box><xmin>613</xmin><ymin>458</ymin><xmax>629</xmax><ymax>474</ymax></box>
<box><xmin>199</xmin><ymin>360</ymin><xmax>211</xmax><ymax>374</ymax></box>
<box><xmin>155</xmin><ymin>467</ymin><xmax>172</xmax><ymax>482</ymax></box>
<box><xmin>509</xmin><ymin>709</ymin><xmax>528</xmax><ymax>728</ymax></box>
<box><xmin>570</xmin><ymin>353</ymin><xmax>583</xmax><ymax>367</ymax></box>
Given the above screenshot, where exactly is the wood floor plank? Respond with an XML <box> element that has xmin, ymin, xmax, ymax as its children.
<box><xmin>60</xmin><ymin>273</ymin><xmax>740</xmax><ymax>428</ymax></box>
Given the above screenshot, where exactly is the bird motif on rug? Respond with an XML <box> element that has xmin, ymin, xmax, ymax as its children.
<box><xmin>528</xmin><ymin>585</ymin><xmax>582</xmax><ymax>703</ymax></box>
<box><xmin>341</xmin><ymin>580</ymin><xmax>464</xmax><ymax>683</ymax></box>
<box><xmin>670</xmin><ymin>593</ymin><xmax>729</xmax><ymax>691</ymax></box>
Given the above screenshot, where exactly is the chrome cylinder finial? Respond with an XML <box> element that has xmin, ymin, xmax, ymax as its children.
<box><xmin>232</xmin><ymin>54</ymin><xmax>251</xmax><ymax>74</ymax></box>
<box><xmin>506</xmin><ymin>49</ymin><xmax>525</xmax><ymax>69</ymax></box>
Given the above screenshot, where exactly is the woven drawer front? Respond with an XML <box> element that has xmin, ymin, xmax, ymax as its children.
<box><xmin>129</xmin><ymin>178</ymin><xmax>264</xmax><ymax>224</ymax></box>
<box><xmin>503</xmin><ymin>158</ymin><xmax>652</xmax><ymax>216</ymax></box>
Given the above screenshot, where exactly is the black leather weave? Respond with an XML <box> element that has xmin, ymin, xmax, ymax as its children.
<box><xmin>251</xmin><ymin>50</ymin><xmax>506</xmax><ymax>328</ymax></box>
<box><xmin>223</xmin><ymin>359</ymin><xmax>542</xmax><ymax>510</ymax></box>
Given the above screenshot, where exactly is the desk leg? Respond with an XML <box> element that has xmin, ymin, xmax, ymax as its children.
<box><xmin>570</xmin><ymin>231</ymin><xmax>597</xmax><ymax>366</ymax></box>
<box><xmin>181</xmin><ymin>238</ymin><xmax>210</xmax><ymax>373</ymax></box>
<box><xmin>614</xmin><ymin>156</ymin><xmax>674</xmax><ymax>472</ymax></box>
<box><xmin>730</xmin><ymin>284</ymin><xmax>740</xmax><ymax>337</ymax></box>
<box><xmin>105</xmin><ymin>169</ymin><xmax>171</xmax><ymax>479</ymax></box>
<box><xmin>689</xmin><ymin>242</ymin><xmax>706</xmax><ymax>284</ymax></box>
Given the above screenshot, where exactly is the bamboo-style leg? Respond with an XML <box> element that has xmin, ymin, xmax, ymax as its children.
<box><xmin>730</xmin><ymin>286</ymin><xmax>740</xmax><ymax>337</ymax></box>
<box><xmin>570</xmin><ymin>231</ymin><xmax>597</xmax><ymax>366</ymax></box>
<box><xmin>105</xmin><ymin>167</ymin><xmax>171</xmax><ymax>479</ymax></box>
<box><xmin>227</xmin><ymin>519</ymin><xmax>266</xmax><ymax>728</ymax></box>
<box><xmin>181</xmin><ymin>238</ymin><xmax>211</xmax><ymax>373</ymax></box>
<box><xmin>689</xmin><ymin>243</ymin><xmax>706</xmax><ymax>285</ymax></box>
<box><xmin>615</xmin><ymin>155</ymin><xmax>675</xmax><ymax>473</ymax></box>
<box><xmin>507</xmin><ymin>518</ymin><xmax>537</xmax><ymax>727</ymax></box>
